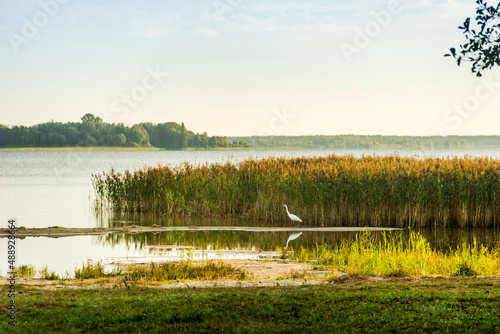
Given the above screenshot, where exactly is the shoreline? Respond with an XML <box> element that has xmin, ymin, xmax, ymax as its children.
<box><xmin>0</xmin><ymin>146</ymin><xmax>310</xmax><ymax>152</ymax></box>
<box><xmin>1</xmin><ymin>269</ymin><xmax>498</xmax><ymax>290</ymax></box>
<box><xmin>0</xmin><ymin>225</ymin><xmax>402</xmax><ymax>238</ymax></box>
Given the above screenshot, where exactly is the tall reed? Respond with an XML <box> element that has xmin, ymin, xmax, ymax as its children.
<box><xmin>92</xmin><ymin>155</ymin><xmax>500</xmax><ymax>227</ymax></box>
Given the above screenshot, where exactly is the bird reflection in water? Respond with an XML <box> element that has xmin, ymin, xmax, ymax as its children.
<box><xmin>284</xmin><ymin>232</ymin><xmax>302</xmax><ymax>250</ymax></box>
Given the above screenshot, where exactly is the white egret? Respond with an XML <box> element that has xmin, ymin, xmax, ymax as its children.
<box><xmin>284</xmin><ymin>232</ymin><xmax>302</xmax><ymax>250</ymax></box>
<box><xmin>282</xmin><ymin>205</ymin><xmax>302</xmax><ymax>223</ymax></box>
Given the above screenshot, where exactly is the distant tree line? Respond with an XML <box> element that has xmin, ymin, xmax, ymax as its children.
<box><xmin>0</xmin><ymin>114</ymin><xmax>248</xmax><ymax>149</ymax></box>
<box><xmin>228</xmin><ymin>135</ymin><xmax>500</xmax><ymax>149</ymax></box>
<box><xmin>3</xmin><ymin>115</ymin><xmax>499</xmax><ymax>150</ymax></box>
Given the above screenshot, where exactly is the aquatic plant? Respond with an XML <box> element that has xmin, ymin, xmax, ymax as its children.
<box><xmin>40</xmin><ymin>266</ymin><xmax>59</xmax><ymax>280</ymax></box>
<box><xmin>93</xmin><ymin>154</ymin><xmax>500</xmax><ymax>227</ymax></box>
<box><xmin>16</xmin><ymin>264</ymin><xmax>37</xmax><ymax>278</ymax></box>
<box><xmin>122</xmin><ymin>260</ymin><xmax>247</xmax><ymax>282</ymax></box>
<box><xmin>289</xmin><ymin>230</ymin><xmax>500</xmax><ymax>277</ymax></box>
<box><xmin>74</xmin><ymin>260</ymin><xmax>107</xmax><ymax>279</ymax></box>
<box><xmin>71</xmin><ymin>259</ymin><xmax>245</xmax><ymax>282</ymax></box>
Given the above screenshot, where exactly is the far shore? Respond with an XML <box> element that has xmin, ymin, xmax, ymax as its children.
<box><xmin>0</xmin><ymin>146</ymin><xmax>310</xmax><ymax>152</ymax></box>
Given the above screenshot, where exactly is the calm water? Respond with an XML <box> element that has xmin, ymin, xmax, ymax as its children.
<box><xmin>1</xmin><ymin>148</ymin><xmax>499</xmax><ymax>276</ymax></box>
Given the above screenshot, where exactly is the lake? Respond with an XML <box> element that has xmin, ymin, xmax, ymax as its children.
<box><xmin>1</xmin><ymin>148</ymin><xmax>499</xmax><ymax>276</ymax></box>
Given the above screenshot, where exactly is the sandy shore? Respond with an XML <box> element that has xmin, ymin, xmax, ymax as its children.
<box><xmin>2</xmin><ymin>259</ymin><xmax>497</xmax><ymax>290</ymax></box>
<box><xmin>0</xmin><ymin>259</ymin><xmax>329</xmax><ymax>289</ymax></box>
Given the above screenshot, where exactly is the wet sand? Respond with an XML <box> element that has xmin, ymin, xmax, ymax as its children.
<box><xmin>0</xmin><ymin>225</ymin><xmax>402</xmax><ymax>238</ymax></box>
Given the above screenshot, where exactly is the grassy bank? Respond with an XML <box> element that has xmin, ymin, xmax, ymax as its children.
<box><xmin>93</xmin><ymin>155</ymin><xmax>500</xmax><ymax>228</ymax></box>
<box><xmin>2</xmin><ymin>280</ymin><xmax>499</xmax><ymax>333</ymax></box>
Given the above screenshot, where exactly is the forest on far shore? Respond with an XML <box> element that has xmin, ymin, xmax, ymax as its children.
<box><xmin>0</xmin><ymin>114</ymin><xmax>248</xmax><ymax>149</ymax></box>
<box><xmin>227</xmin><ymin>135</ymin><xmax>500</xmax><ymax>150</ymax></box>
<box><xmin>1</xmin><ymin>114</ymin><xmax>500</xmax><ymax>150</ymax></box>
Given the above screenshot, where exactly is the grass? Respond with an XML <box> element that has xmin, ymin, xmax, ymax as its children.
<box><xmin>40</xmin><ymin>266</ymin><xmax>59</xmax><ymax>280</ymax></box>
<box><xmin>15</xmin><ymin>265</ymin><xmax>36</xmax><ymax>278</ymax></box>
<box><xmin>1</xmin><ymin>280</ymin><xmax>499</xmax><ymax>333</ymax></box>
<box><xmin>287</xmin><ymin>230</ymin><xmax>500</xmax><ymax>277</ymax></box>
<box><xmin>123</xmin><ymin>260</ymin><xmax>247</xmax><ymax>282</ymax></box>
<box><xmin>69</xmin><ymin>260</ymin><xmax>246</xmax><ymax>282</ymax></box>
<box><xmin>93</xmin><ymin>154</ymin><xmax>500</xmax><ymax>228</ymax></box>
<box><xmin>74</xmin><ymin>260</ymin><xmax>109</xmax><ymax>280</ymax></box>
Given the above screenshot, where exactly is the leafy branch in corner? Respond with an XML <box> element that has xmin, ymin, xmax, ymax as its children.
<box><xmin>445</xmin><ymin>0</ymin><xmax>500</xmax><ymax>77</ymax></box>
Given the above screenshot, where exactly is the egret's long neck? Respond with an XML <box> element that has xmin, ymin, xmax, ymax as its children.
<box><xmin>284</xmin><ymin>206</ymin><xmax>289</xmax><ymax>214</ymax></box>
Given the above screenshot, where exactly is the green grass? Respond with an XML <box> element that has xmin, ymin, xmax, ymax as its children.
<box><xmin>1</xmin><ymin>280</ymin><xmax>499</xmax><ymax>333</ymax></box>
<box><xmin>71</xmin><ymin>260</ymin><xmax>245</xmax><ymax>282</ymax></box>
<box><xmin>93</xmin><ymin>154</ymin><xmax>500</xmax><ymax>228</ymax></box>
<box><xmin>74</xmin><ymin>260</ymin><xmax>109</xmax><ymax>280</ymax></box>
<box><xmin>39</xmin><ymin>266</ymin><xmax>59</xmax><ymax>280</ymax></box>
<box><xmin>123</xmin><ymin>260</ymin><xmax>247</xmax><ymax>282</ymax></box>
<box><xmin>15</xmin><ymin>265</ymin><xmax>36</xmax><ymax>278</ymax></box>
<box><xmin>288</xmin><ymin>230</ymin><xmax>500</xmax><ymax>277</ymax></box>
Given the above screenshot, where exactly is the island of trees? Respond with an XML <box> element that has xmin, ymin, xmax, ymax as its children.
<box><xmin>0</xmin><ymin>114</ymin><xmax>248</xmax><ymax>149</ymax></box>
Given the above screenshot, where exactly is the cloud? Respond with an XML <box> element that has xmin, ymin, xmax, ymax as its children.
<box><xmin>432</xmin><ymin>0</ymin><xmax>476</xmax><ymax>20</ymax></box>
<box><xmin>129</xmin><ymin>21</ymin><xmax>174</xmax><ymax>39</ymax></box>
<box><xmin>291</xmin><ymin>23</ymin><xmax>350</xmax><ymax>33</ymax></box>
<box><xmin>197</xmin><ymin>27</ymin><xmax>219</xmax><ymax>37</ymax></box>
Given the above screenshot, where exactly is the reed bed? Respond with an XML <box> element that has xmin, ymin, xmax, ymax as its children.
<box><xmin>92</xmin><ymin>154</ymin><xmax>500</xmax><ymax>228</ymax></box>
<box><xmin>290</xmin><ymin>230</ymin><xmax>500</xmax><ymax>277</ymax></box>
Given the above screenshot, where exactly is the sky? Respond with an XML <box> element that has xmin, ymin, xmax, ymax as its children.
<box><xmin>0</xmin><ymin>0</ymin><xmax>499</xmax><ymax>136</ymax></box>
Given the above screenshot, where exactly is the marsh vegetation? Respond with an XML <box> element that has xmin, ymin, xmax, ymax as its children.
<box><xmin>93</xmin><ymin>154</ymin><xmax>500</xmax><ymax>228</ymax></box>
<box><xmin>289</xmin><ymin>230</ymin><xmax>500</xmax><ymax>277</ymax></box>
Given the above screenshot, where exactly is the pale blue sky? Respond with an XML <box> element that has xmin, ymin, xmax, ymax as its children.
<box><xmin>1</xmin><ymin>0</ymin><xmax>499</xmax><ymax>136</ymax></box>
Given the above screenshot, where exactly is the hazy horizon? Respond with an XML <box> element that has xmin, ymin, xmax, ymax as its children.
<box><xmin>1</xmin><ymin>0</ymin><xmax>499</xmax><ymax>137</ymax></box>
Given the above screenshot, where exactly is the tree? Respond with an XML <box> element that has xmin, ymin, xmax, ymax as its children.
<box><xmin>180</xmin><ymin>123</ymin><xmax>188</xmax><ymax>148</ymax></box>
<box><xmin>0</xmin><ymin>116</ymin><xmax>235</xmax><ymax>149</ymax></box>
<box><xmin>81</xmin><ymin>113</ymin><xmax>96</xmax><ymax>123</ymax></box>
<box><xmin>445</xmin><ymin>0</ymin><xmax>500</xmax><ymax>77</ymax></box>
<box><xmin>127</xmin><ymin>124</ymin><xmax>150</xmax><ymax>147</ymax></box>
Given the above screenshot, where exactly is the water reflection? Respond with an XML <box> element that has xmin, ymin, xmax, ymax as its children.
<box><xmin>284</xmin><ymin>232</ymin><xmax>303</xmax><ymax>249</ymax></box>
<box><xmin>109</xmin><ymin>245</ymin><xmax>278</xmax><ymax>264</ymax></box>
<box><xmin>94</xmin><ymin>212</ymin><xmax>500</xmax><ymax>253</ymax></box>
